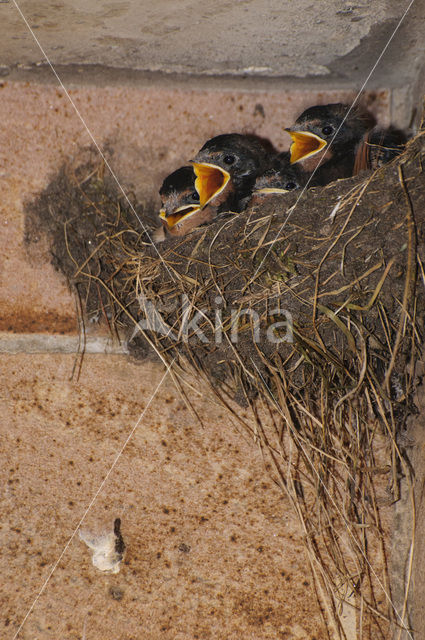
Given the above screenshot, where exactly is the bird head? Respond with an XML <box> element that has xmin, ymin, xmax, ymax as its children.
<box><xmin>192</xmin><ymin>133</ymin><xmax>269</xmax><ymax>207</ymax></box>
<box><xmin>254</xmin><ymin>152</ymin><xmax>304</xmax><ymax>194</ymax></box>
<box><xmin>285</xmin><ymin>103</ymin><xmax>375</xmax><ymax>165</ymax></box>
<box><xmin>158</xmin><ymin>166</ymin><xmax>201</xmax><ymax>231</ymax></box>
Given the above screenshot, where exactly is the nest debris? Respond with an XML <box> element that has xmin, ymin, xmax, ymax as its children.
<box><xmin>25</xmin><ymin>127</ymin><xmax>425</xmax><ymax>639</ymax></box>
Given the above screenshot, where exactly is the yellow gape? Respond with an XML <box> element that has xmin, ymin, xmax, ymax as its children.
<box><xmin>192</xmin><ymin>162</ymin><xmax>231</xmax><ymax>207</ymax></box>
<box><xmin>285</xmin><ymin>129</ymin><xmax>327</xmax><ymax>164</ymax></box>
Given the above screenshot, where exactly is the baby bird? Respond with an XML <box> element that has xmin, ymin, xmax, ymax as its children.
<box><xmin>285</xmin><ymin>103</ymin><xmax>375</xmax><ymax>185</ymax></box>
<box><xmin>192</xmin><ymin>133</ymin><xmax>272</xmax><ymax>217</ymax></box>
<box><xmin>252</xmin><ymin>151</ymin><xmax>309</xmax><ymax>197</ymax></box>
<box><xmin>155</xmin><ymin>166</ymin><xmax>210</xmax><ymax>239</ymax></box>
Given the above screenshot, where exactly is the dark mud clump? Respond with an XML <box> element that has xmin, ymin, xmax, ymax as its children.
<box><xmin>25</xmin><ymin>157</ymin><xmax>154</xmax><ymax>334</ymax></box>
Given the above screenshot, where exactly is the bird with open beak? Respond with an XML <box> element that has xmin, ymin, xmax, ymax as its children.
<box><xmin>191</xmin><ymin>133</ymin><xmax>272</xmax><ymax>219</ymax></box>
<box><xmin>154</xmin><ymin>166</ymin><xmax>211</xmax><ymax>240</ymax></box>
<box><xmin>251</xmin><ymin>151</ymin><xmax>310</xmax><ymax>202</ymax></box>
<box><xmin>285</xmin><ymin>103</ymin><xmax>376</xmax><ymax>185</ymax></box>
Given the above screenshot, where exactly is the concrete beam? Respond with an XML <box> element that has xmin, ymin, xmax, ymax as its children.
<box><xmin>1</xmin><ymin>0</ymin><xmax>424</xmax><ymax>127</ymax></box>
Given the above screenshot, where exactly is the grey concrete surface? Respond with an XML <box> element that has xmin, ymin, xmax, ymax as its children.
<box><xmin>0</xmin><ymin>1</ymin><xmax>395</xmax><ymax>75</ymax></box>
<box><xmin>1</xmin><ymin>0</ymin><xmax>424</xmax><ymax>127</ymax></box>
<box><xmin>0</xmin><ymin>0</ymin><xmax>420</xmax><ymax>79</ymax></box>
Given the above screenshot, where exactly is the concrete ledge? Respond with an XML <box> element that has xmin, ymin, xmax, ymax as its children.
<box><xmin>0</xmin><ymin>332</ymin><xmax>128</xmax><ymax>354</ymax></box>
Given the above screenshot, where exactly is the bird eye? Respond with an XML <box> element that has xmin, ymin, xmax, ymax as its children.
<box><xmin>321</xmin><ymin>125</ymin><xmax>334</xmax><ymax>136</ymax></box>
<box><xmin>285</xmin><ymin>182</ymin><xmax>298</xmax><ymax>190</ymax></box>
<box><xmin>223</xmin><ymin>154</ymin><xmax>235</xmax><ymax>165</ymax></box>
<box><xmin>191</xmin><ymin>192</ymin><xmax>199</xmax><ymax>201</ymax></box>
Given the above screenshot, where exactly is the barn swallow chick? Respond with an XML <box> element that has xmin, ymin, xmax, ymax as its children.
<box><xmin>159</xmin><ymin>167</ymin><xmax>200</xmax><ymax>235</ymax></box>
<box><xmin>253</xmin><ymin>152</ymin><xmax>309</xmax><ymax>196</ymax></box>
<box><xmin>192</xmin><ymin>133</ymin><xmax>271</xmax><ymax>217</ymax></box>
<box><xmin>285</xmin><ymin>103</ymin><xmax>375</xmax><ymax>185</ymax></box>
<box><xmin>154</xmin><ymin>166</ymin><xmax>212</xmax><ymax>240</ymax></box>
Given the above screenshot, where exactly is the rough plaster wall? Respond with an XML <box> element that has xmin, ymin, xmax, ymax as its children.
<box><xmin>1</xmin><ymin>355</ymin><xmax>327</xmax><ymax>639</ymax></box>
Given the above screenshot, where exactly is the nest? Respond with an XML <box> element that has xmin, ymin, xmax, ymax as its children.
<box><xmin>26</xmin><ymin>127</ymin><xmax>425</xmax><ymax>639</ymax></box>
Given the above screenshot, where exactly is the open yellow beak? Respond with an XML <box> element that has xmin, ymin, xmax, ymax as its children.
<box><xmin>159</xmin><ymin>204</ymin><xmax>201</xmax><ymax>230</ymax></box>
<box><xmin>255</xmin><ymin>187</ymin><xmax>291</xmax><ymax>194</ymax></box>
<box><xmin>192</xmin><ymin>162</ymin><xmax>230</xmax><ymax>208</ymax></box>
<box><xmin>285</xmin><ymin>129</ymin><xmax>327</xmax><ymax>164</ymax></box>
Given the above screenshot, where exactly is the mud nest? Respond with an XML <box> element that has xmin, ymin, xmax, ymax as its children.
<box><xmin>26</xmin><ymin>127</ymin><xmax>425</xmax><ymax>639</ymax></box>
